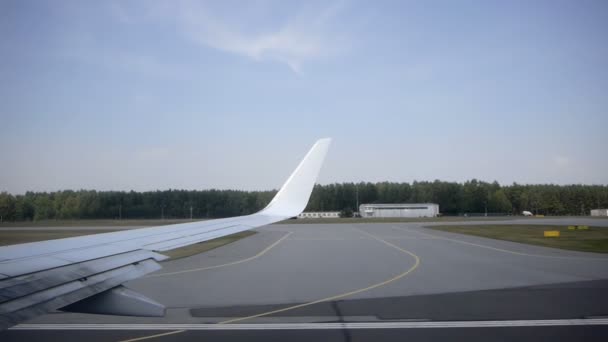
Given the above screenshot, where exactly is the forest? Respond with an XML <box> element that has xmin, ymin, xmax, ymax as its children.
<box><xmin>1</xmin><ymin>180</ymin><xmax>607</xmax><ymax>221</ymax></box>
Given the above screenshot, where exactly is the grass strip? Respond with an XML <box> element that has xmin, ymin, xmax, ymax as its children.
<box><xmin>428</xmin><ymin>225</ymin><xmax>608</xmax><ymax>253</ymax></box>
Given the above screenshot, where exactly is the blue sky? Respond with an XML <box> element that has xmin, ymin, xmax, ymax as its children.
<box><xmin>1</xmin><ymin>0</ymin><xmax>607</xmax><ymax>193</ymax></box>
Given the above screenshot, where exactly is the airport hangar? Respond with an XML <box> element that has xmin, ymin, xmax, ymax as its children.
<box><xmin>591</xmin><ymin>209</ymin><xmax>608</xmax><ymax>217</ymax></box>
<box><xmin>359</xmin><ymin>203</ymin><xmax>439</xmax><ymax>218</ymax></box>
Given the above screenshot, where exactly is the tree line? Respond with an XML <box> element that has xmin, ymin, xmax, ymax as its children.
<box><xmin>0</xmin><ymin>180</ymin><xmax>607</xmax><ymax>221</ymax></box>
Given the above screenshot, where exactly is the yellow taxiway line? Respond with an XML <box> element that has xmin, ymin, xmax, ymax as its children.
<box><xmin>119</xmin><ymin>227</ymin><xmax>421</xmax><ymax>341</ymax></box>
<box><xmin>147</xmin><ymin>232</ymin><xmax>293</xmax><ymax>277</ymax></box>
<box><xmin>218</xmin><ymin>227</ymin><xmax>419</xmax><ymax>324</ymax></box>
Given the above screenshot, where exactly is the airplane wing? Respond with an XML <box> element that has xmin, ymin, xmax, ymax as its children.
<box><xmin>0</xmin><ymin>138</ymin><xmax>331</xmax><ymax>329</ymax></box>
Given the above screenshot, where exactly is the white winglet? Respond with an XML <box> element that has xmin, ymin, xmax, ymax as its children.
<box><xmin>261</xmin><ymin>138</ymin><xmax>331</xmax><ymax>218</ymax></box>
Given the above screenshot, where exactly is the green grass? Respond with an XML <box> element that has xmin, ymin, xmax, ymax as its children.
<box><xmin>428</xmin><ymin>225</ymin><xmax>608</xmax><ymax>253</ymax></box>
<box><xmin>0</xmin><ymin>227</ymin><xmax>256</xmax><ymax>260</ymax></box>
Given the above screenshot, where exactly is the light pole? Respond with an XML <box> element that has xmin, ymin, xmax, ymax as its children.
<box><xmin>190</xmin><ymin>205</ymin><xmax>193</xmax><ymax>220</ymax></box>
<box><xmin>484</xmin><ymin>201</ymin><xmax>487</xmax><ymax>217</ymax></box>
<box><xmin>355</xmin><ymin>183</ymin><xmax>359</xmax><ymax>216</ymax></box>
<box><xmin>161</xmin><ymin>204</ymin><xmax>165</xmax><ymax>220</ymax></box>
<box><xmin>581</xmin><ymin>203</ymin><xmax>585</xmax><ymax>216</ymax></box>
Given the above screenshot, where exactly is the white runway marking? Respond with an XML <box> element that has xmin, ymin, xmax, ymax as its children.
<box><xmin>12</xmin><ymin>319</ymin><xmax>608</xmax><ymax>330</ymax></box>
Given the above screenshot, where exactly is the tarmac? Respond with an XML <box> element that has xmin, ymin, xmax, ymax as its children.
<box><xmin>3</xmin><ymin>217</ymin><xmax>608</xmax><ymax>341</ymax></box>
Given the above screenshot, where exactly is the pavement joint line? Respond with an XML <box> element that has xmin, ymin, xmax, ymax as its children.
<box><xmin>12</xmin><ymin>319</ymin><xmax>608</xmax><ymax>330</ymax></box>
<box><xmin>394</xmin><ymin>225</ymin><xmax>608</xmax><ymax>261</ymax></box>
<box><xmin>145</xmin><ymin>232</ymin><xmax>292</xmax><ymax>278</ymax></box>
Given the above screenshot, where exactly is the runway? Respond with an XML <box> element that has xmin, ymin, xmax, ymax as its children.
<box><xmin>3</xmin><ymin>218</ymin><xmax>608</xmax><ymax>340</ymax></box>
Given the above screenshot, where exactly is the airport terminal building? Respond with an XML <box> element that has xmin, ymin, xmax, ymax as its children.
<box><xmin>359</xmin><ymin>203</ymin><xmax>439</xmax><ymax>218</ymax></box>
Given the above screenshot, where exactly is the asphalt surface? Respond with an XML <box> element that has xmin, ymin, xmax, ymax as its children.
<box><xmin>4</xmin><ymin>326</ymin><xmax>608</xmax><ymax>342</ymax></box>
<box><xmin>3</xmin><ymin>218</ymin><xmax>608</xmax><ymax>341</ymax></box>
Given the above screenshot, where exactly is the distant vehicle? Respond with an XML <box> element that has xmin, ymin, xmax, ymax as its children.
<box><xmin>522</xmin><ymin>211</ymin><xmax>533</xmax><ymax>216</ymax></box>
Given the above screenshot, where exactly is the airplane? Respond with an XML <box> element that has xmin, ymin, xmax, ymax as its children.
<box><xmin>0</xmin><ymin>138</ymin><xmax>331</xmax><ymax>329</ymax></box>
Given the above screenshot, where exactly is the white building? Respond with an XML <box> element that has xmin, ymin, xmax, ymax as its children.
<box><xmin>297</xmin><ymin>211</ymin><xmax>341</xmax><ymax>219</ymax></box>
<box><xmin>591</xmin><ymin>209</ymin><xmax>608</xmax><ymax>217</ymax></box>
<box><xmin>359</xmin><ymin>203</ymin><xmax>439</xmax><ymax>218</ymax></box>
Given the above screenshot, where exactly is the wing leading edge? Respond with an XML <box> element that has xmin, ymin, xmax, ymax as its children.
<box><xmin>0</xmin><ymin>138</ymin><xmax>331</xmax><ymax>329</ymax></box>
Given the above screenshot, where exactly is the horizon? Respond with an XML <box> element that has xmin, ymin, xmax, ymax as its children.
<box><xmin>4</xmin><ymin>178</ymin><xmax>607</xmax><ymax>196</ymax></box>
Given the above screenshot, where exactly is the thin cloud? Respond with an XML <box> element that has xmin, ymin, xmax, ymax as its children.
<box><xmin>176</xmin><ymin>0</ymin><xmax>346</xmax><ymax>73</ymax></box>
<box><xmin>104</xmin><ymin>0</ymin><xmax>347</xmax><ymax>73</ymax></box>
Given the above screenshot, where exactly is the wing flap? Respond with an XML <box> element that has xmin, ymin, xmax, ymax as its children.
<box><xmin>0</xmin><ymin>252</ymin><xmax>165</xmax><ymax>329</ymax></box>
<box><xmin>0</xmin><ymin>259</ymin><xmax>161</xmax><ymax>329</ymax></box>
<box><xmin>0</xmin><ymin>257</ymin><xmax>74</xmax><ymax>278</ymax></box>
<box><xmin>0</xmin><ymin>250</ymin><xmax>167</xmax><ymax>298</ymax></box>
